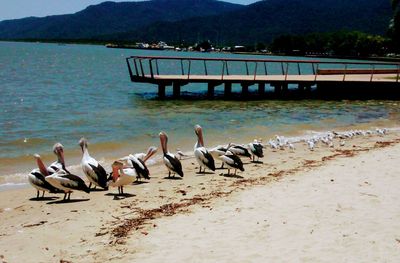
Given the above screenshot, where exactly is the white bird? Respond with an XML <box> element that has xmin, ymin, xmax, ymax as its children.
<box><xmin>268</xmin><ymin>139</ymin><xmax>278</xmax><ymax>150</ymax></box>
<box><xmin>108</xmin><ymin>161</ymin><xmax>137</xmax><ymax>195</ymax></box>
<box><xmin>45</xmin><ymin>169</ymin><xmax>90</xmax><ymax>201</ymax></box>
<box><xmin>220</xmin><ymin>151</ymin><xmax>245</xmax><ymax>176</ymax></box>
<box><xmin>159</xmin><ymin>132</ymin><xmax>184</xmax><ymax>178</ymax></box>
<box><xmin>28</xmin><ymin>154</ymin><xmax>61</xmax><ymax>199</ymax></box>
<box><xmin>176</xmin><ymin>149</ymin><xmax>187</xmax><ymax>160</ymax></box>
<box><xmin>340</xmin><ymin>140</ymin><xmax>346</xmax><ymax>147</ymax></box>
<box><xmin>288</xmin><ymin>143</ymin><xmax>295</xmax><ymax>151</ymax></box>
<box><xmin>194</xmin><ymin>125</ymin><xmax>215</xmax><ymax>173</ymax></box>
<box><xmin>307</xmin><ymin>140</ymin><xmax>315</xmax><ymax>151</ymax></box>
<box><xmin>79</xmin><ymin>138</ymin><xmax>108</xmax><ymax>190</ymax></box>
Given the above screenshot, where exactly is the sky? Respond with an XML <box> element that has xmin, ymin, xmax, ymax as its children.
<box><xmin>0</xmin><ymin>0</ymin><xmax>258</xmax><ymax>21</ymax></box>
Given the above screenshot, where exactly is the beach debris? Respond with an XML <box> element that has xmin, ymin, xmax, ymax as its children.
<box><xmin>23</xmin><ymin>221</ymin><xmax>47</xmax><ymax>228</ymax></box>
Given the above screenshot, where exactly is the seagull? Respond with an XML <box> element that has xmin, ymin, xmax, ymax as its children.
<box><xmin>340</xmin><ymin>140</ymin><xmax>346</xmax><ymax>147</ymax></box>
<box><xmin>288</xmin><ymin>143</ymin><xmax>295</xmax><ymax>151</ymax></box>
<box><xmin>307</xmin><ymin>140</ymin><xmax>315</xmax><ymax>151</ymax></box>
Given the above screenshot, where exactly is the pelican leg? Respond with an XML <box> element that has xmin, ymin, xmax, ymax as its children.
<box><xmin>36</xmin><ymin>190</ymin><xmax>39</xmax><ymax>199</ymax></box>
<box><xmin>121</xmin><ymin>187</ymin><xmax>124</xmax><ymax>195</ymax></box>
<box><xmin>228</xmin><ymin>169</ymin><xmax>230</xmax><ymax>176</ymax></box>
<box><xmin>63</xmin><ymin>193</ymin><xmax>67</xmax><ymax>200</ymax></box>
<box><xmin>67</xmin><ymin>192</ymin><xmax>71</xmax><ymax>200</ymax></box>
<box><xmin>94</xmin><ymin>186</ymin><xmax>96</xmax><ymax>190</ymax></box>
<box><xmin>220</xmin><ymin>163</ymin><xmax>224</xmax><ymax>169</ymax></box>
<box><xmin>118</xmin><ymin>187</ymin><xmax>121</xmax><ymax>195</ymax></box>
<box><xmin>252</xmin><ymin>156</ymin><xmax>254</xmax><ymax>162</ymax></box>
<box><xmin>168</xmin><ymin>171</ymin><xmax>171</xmax><ymax>178</ymax></box>
<box><xmin>88</xmin><ymin>183</ymin><xmax>92</xmax><ymax>189</ymax></box>
<box><xmin>234</xmin><ymin>169</ymin><xmax>237</xmax><ymax>176</ymax></box>
<box><xmin>42</xmin><ymin>191</ymin><xmax>45</xmax><ymax>198</ymax></box>
<box><xmin>198</xmin><ymin>167</ymin><xmax>201</xmax><ymax>173</ymax></box>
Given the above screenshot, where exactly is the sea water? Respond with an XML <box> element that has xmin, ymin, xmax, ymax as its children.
<box><xmin>1</xmin><ymin>41</ymin><xmax>400</xmax><ymax>189</ymax></box>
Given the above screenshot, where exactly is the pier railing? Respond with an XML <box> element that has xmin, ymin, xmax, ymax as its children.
<box><xmin>126</xmin><ymin>55</ymin><xmax>400</xmax><ymax>83</ymax></box>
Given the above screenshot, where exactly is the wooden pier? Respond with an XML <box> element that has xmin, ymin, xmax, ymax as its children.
<box><xmin>126</xmin><ymin>56</ymin><xmax>400</xmax><ymax>99</ymax></box>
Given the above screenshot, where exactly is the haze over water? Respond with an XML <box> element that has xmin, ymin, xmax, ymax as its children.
<box><xmin>1</xmin><ymin>41</ymin><xmax>400</xmax><ymax>187</ymax></box>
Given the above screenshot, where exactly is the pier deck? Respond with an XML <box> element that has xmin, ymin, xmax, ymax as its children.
<box><xmin>126</xmin><ymin>56</ymin><xmax>400</xmax><ymax>99</ymax></box>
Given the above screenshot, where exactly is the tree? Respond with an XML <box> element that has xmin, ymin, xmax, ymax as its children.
<box><xmin>390</xmin><ymin>0</ymin><xmax>400</xmax><ymax>51</ymax></box>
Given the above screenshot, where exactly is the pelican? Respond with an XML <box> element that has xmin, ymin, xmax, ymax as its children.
<box><xmin>108</xmin><ymin>161</ymin><xmax>137</xmax><ymax>195</ymax></box>
<box><xmin>28</xmin><ymin>154</ymin><xmax>61</xmax><ymax>199</ymax></box>
<box><xmin>160</xmin><ymin>132</ymin><xmax>184</xmax><ymax>178</ymax></box>
<box><xmin>45</xmin><ymin>170</ymin><xmax>90</xmax><ymax>200</ymax></box>
<box><xmin>194</xmin><ymin>125</ymin><xmax>215</xmax><ymax>173</ymax></box>
<box><xmin>220</xmin><ymin>151</ymin><xmax>244</xmax><ymax>176</ymax></box>
<box><xmin>228</xmin><ymin>144</ymin><xmax>252</xmax><ymax>159</ymax></box>
<box><xmin>79</xmin><ymin>138</ymin><xmax>108</xmax><ymax>190</ymax></box>
<box><xmin>248</xmin><ymin>140</ymin><xmax>264</xmax><ymax>162</ymax></box>
<box><xmin>47</xmin><ymin>143</ymin><xmax>68</xmax><ymax>173</ymax></box>
<box><xmin>122</xmin><ymin>146</ymin><xmax>158</xmax><ymax>181</ymax></box>
<box><xmin>209</xmin><ymin>144</ymin><xmax>229</xmax><ymax>168</ymax></box>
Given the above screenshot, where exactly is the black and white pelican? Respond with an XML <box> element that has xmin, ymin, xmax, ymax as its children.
<box><xmin>45</xmin><ymin>169</ymin><xmax>90</xmax><ymax>200</ymax></box>
<box><xmin>228</xmin><ymin>144</ymin><xmax>252</xmax><ymax>159</ymax></box>
<box><xmin>248</xmin><ymin>140</ymin><xmax>264</xmax><ymax>162</ymax></box>
<box><xmin>27</xmin><ymin>154</ymin><xmax>61</xmax><ymax>199</ymax></box>
<box><xmin>108</xmin><ymin>160</ymin><xmax>137</xmax><ymax>195</ymax></box>
<box><xmin>47</xmin><ymin>143</ymin><xmax>68</xmax><ymax>174</ymax></box>
<box><xmin>159</xmin><ymin>132</ymin><xmax>184</xmax><ymax>178</ymax></box>
<box><xmin>194</xmin><ymin>125</ymin><xmax>215</xmax><ymax>173</ymax></box>
<box><xmin>79</xmin><ymin>138</ymin><xmax>108</xmax><ymax>190</ymax></box>
<box><xmin>220</xmin><ymin>150</ymin><xmax>244</xmax><ymax>176</ymax></box>
<box><xmin>121</xmin><ymin>146</ymin><xmax>158</xmax><ymax>181</ymax></box>
<box><xmin>209</xmin><ymin>144</ymin><xmax>229</xmax><ymax>168</ymax></box>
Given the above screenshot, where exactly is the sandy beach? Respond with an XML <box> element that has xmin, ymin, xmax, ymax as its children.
<box><xmin>1</xmin><ymin>131</ymin><xmax>400</xmax><ymax>262</ymax></box>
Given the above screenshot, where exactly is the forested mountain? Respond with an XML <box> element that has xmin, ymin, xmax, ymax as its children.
<box><xmin>0</xmin><ymin>0</ymin><xmax>393</xmax><ymax>45</ymax></box>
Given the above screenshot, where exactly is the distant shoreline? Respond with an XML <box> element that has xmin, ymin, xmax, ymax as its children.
<box><xmin>2</xmin><ymin>39</ymin><xmax>399</xmax><ymax>63</ymax></box>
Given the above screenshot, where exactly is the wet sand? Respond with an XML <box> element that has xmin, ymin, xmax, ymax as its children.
<box><xmin>0</xmin><ymin>131</ymin><xmax>399</xmax><ymax>262</ymax></box>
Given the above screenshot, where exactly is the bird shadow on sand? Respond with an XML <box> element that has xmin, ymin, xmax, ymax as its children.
<box><xmin>105</xmin><ymin>193</ymin><xmax>136</xmax><ymax>200</ymax></box>
<box><xmin>132</xmin><ymin>181</ymin><xmax>150</xmax><ymax>185</ymax></box>
<box><xmin>163</xmin><ymin>176</ymin><xmax>183</xmax><ymax>180</ymax></box>
<box><xmin>89</xmin><ymin>188</ymin><xmax>109</xmax><ymax>192</ymax></box>
<box><xmin>196</xmin><ymin>172</ymin><xmax>215</xmax><ymax>176</ymax></box>
<box><xmin>29</xmin><ymin>196</ymin><xmax>59</xmax><ymax>201</ymax></box>
<box><xmin>251</xmin><ymin>160</ymin><xmax>264</xmax><ymax>164</ymax></box>
<box><xmin>220</xmin><ymin>173</ymin><xmax>244</xmax><ymax>179</ymax></box>
<box><xmin>47</xmin><ymin>198</ymin><xmax>90</xmax><ymax>205</ymax></box>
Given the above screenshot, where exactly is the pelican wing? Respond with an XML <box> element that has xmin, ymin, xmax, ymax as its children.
<box><xmin>164</xmin><ymin>154</ymin><xmax>184</xmax><ymax>177</ymax></box>
<box><xmin>60</xmin><ymin>173</ymin><xmax>90</xmax><ymax>193</ymax></box>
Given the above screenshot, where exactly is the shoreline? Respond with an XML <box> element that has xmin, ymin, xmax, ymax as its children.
<box><xmin>1</xmin><ymin>124</ymin><xmax>399</xmax><ymax>192</ymax></box>
<box><xmin>1</xmin><ymin>40</ymin><xmax>399</xmax><ymax>63</ymax></box>
<box><xmin>0</xmin><ymin>130</ymin><xmax>399</xmax><ymax>262</ymax></box>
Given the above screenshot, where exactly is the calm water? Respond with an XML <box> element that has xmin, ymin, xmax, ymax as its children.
<box><xmin>1</xmin><ymin>41</ymin><xmax>400</xmax><ymax>186</ymax></box>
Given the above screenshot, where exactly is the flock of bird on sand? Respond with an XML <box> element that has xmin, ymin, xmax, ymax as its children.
<box><xmin>27</xmin><ymin>124</ymin><xmax>389</xmax><ymax>201</ymax></box>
